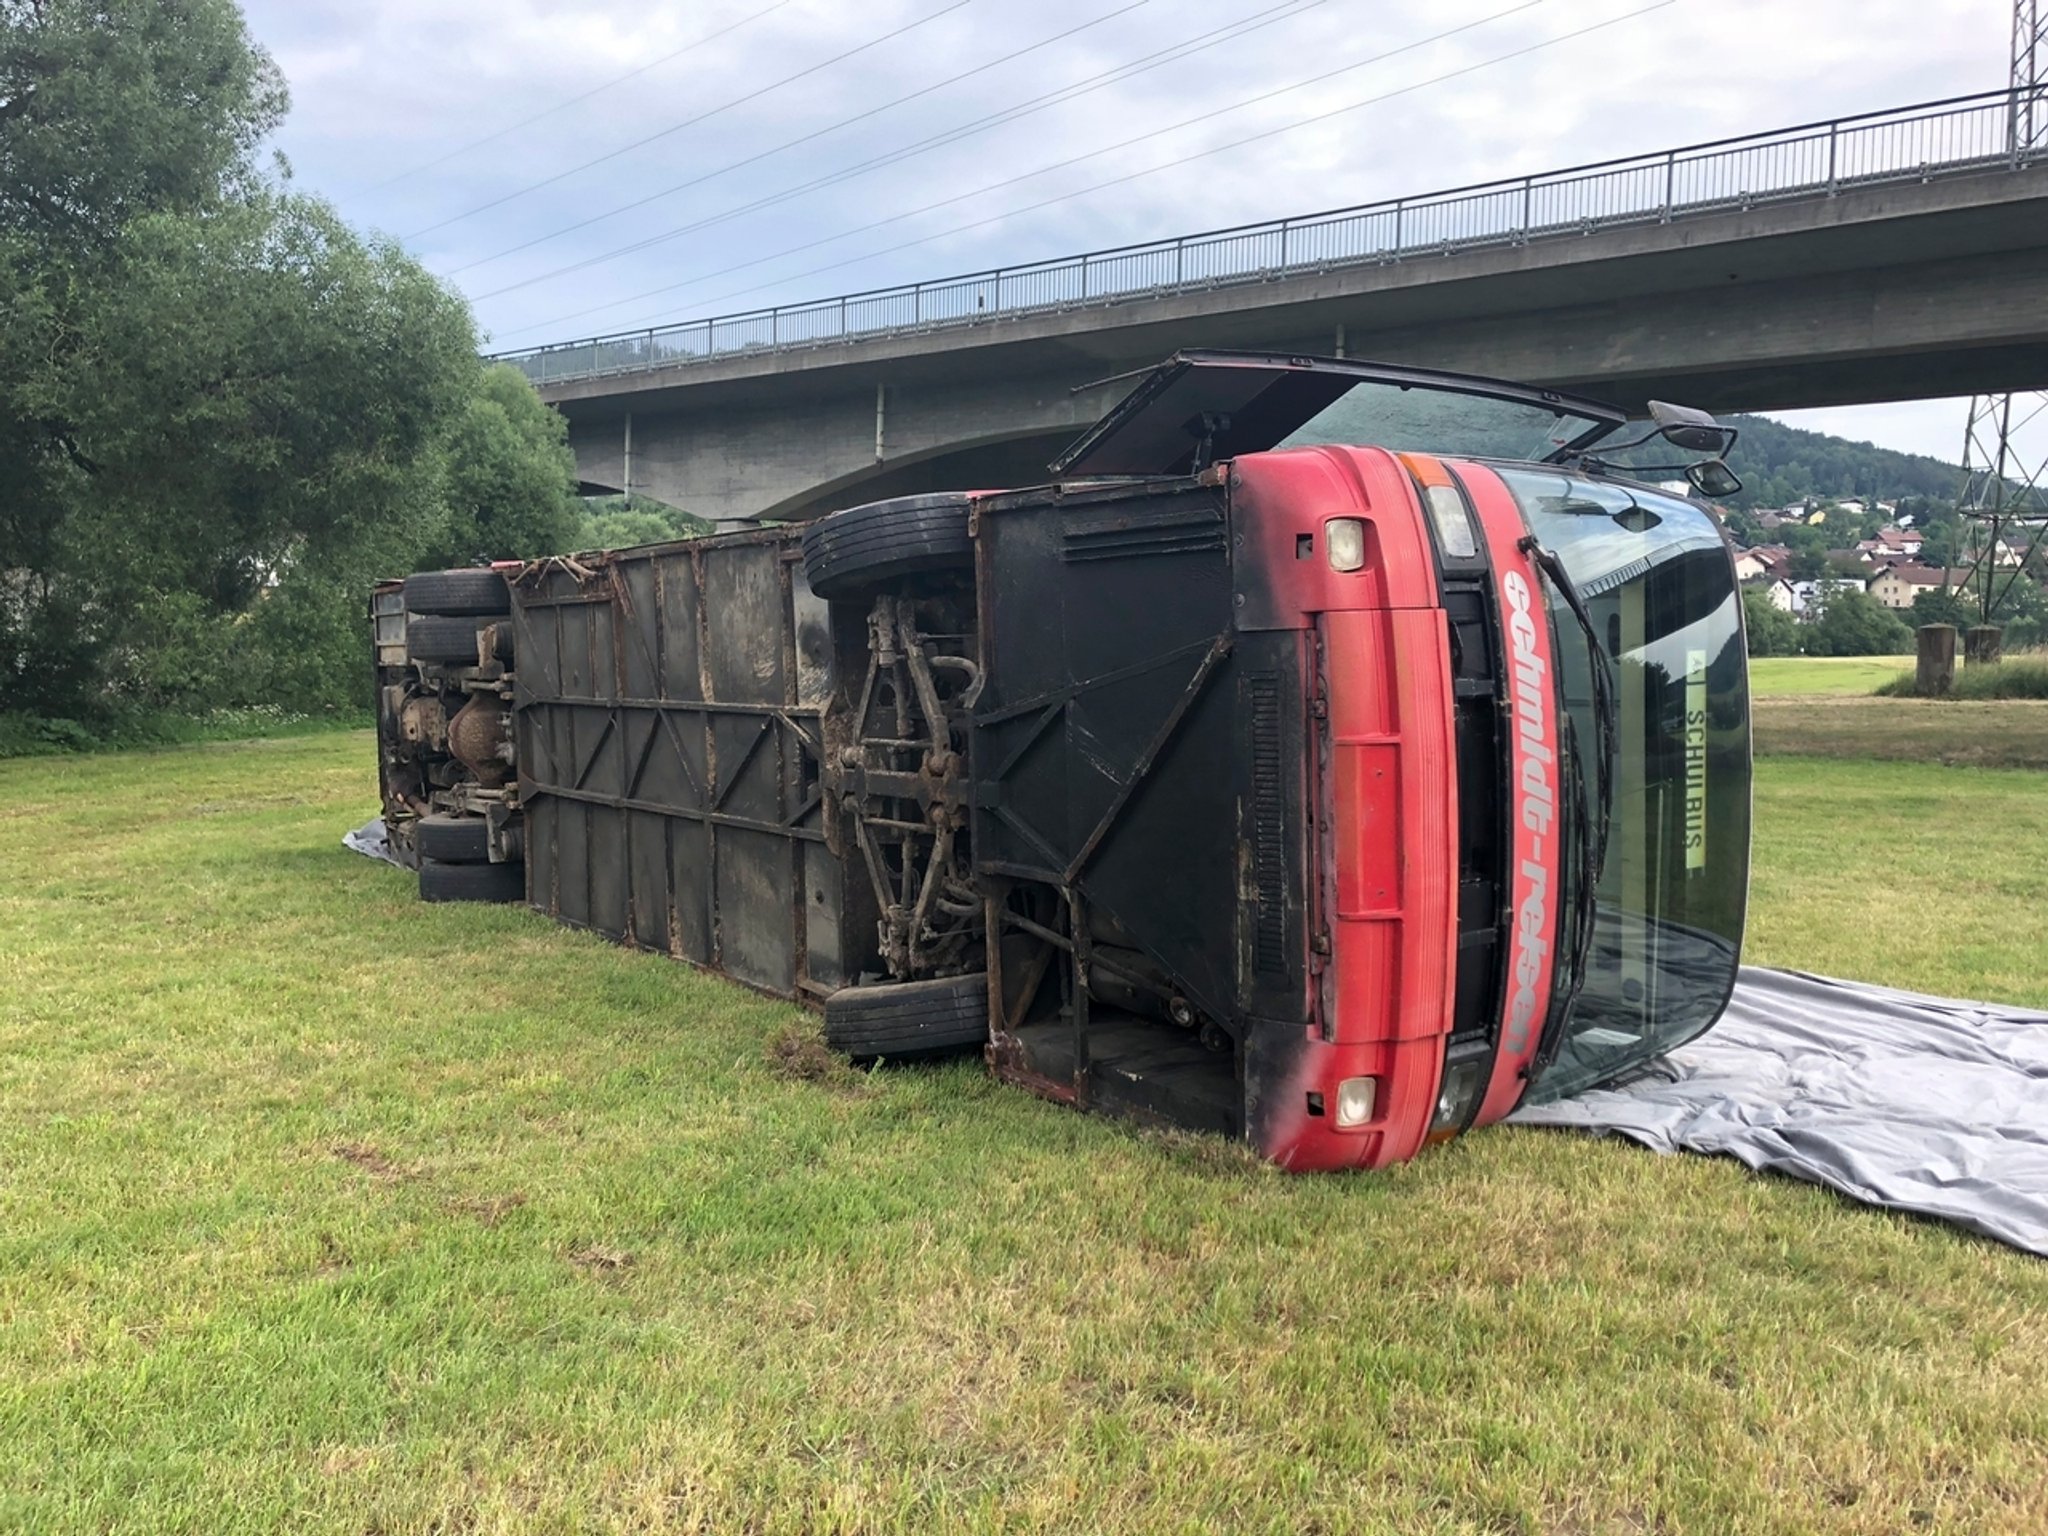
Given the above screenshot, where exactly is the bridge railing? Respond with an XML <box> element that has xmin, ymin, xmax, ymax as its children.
<box><xmin>494</xmin><ymin>87</ymin><xmax>2044</xmax><ymax>388</ymax></box>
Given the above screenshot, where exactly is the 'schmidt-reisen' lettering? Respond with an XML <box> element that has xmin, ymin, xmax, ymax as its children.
<box><xmin>1501</xmin><ymin>571</ymin><xmax>1555</xmax><ymax>1055</ymax></box>
<box><xmin>1684</xmin><ymin>648</ymin><xmax>1708</xmax><ymax>869</ymax></box>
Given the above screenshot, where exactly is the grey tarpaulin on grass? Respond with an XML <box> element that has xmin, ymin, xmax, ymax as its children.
<box><xmin>343</xmin><ymin>816</ymin><xmax>404</xmax><ymax>868</ymax></box>
<box><xmin>1511</xmin><ymin>966</ymin><xmax>2048</xmax><ymax>1256</ymax></box>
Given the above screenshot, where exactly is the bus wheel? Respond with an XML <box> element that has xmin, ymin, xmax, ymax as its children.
<box><xmin>407</xmin><ymin>614</ymin><xmax>511</xmax><ymax>665</ymax></box>
<box><xmin>823</xmin><ymin>974</ymin><xmax>989</xmax><ymax>1061</ymax></box>
<box><xmin>402</xmin><ymin>568</ymin><xmax>511</xmax><ymax>616</ymax></box>
<box><xmin>416</xmin><ymin>814</ymin><xmax>491</xmax><ymax>863</ymax></box>
<box><xmin>419</xmin><ymin>856</ymin><xmax>524</xmax><ymax>904</ymax></box>
<box><xmin>800</xmin><ymin>493</ymin><xmax>973</xmax><ymax>599</ymax></box>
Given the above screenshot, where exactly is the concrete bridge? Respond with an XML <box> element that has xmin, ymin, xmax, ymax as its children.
<box><xmin>497</xmin><ymin>90</ymin><xmax>2048</xmax><ymax>521</ymax></box>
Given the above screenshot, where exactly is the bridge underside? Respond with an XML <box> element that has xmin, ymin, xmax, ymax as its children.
<box><xmin>553</xmin><ymin>167</ymin><xmax>2048</xmax><ymax>521</ymax></box>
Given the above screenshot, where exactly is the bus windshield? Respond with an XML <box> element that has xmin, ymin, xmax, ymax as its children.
<box><xmin>1490</xmin><ymin>469</ymin><xmax>1751</xmax><ymax>1102</ymax></box>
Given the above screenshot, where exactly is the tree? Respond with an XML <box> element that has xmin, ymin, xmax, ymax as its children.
<box><xmin>3</xmin><ymin>0</ymin><xmax>288</xmax><ymax>711</ymax></box>
<box><xmin>576</xmin><ymin>498</ymin><xmax>711</xmax><ymax>551</ymax></box>
<box><xmin>1916</xmin><ymin>516</ymin><xmax>1963</xmax><ymax>570</ymax></box>
<box><xmin>1722</xmin><ymin>506</ymin><xmax>1764</xmax><ymax>546</ymax></box>
<box><xmin>1803</xmin><ymin>587</ymin><xmax>1914</xmax><ymax>657</ymax></box>
<box><xmin>0</xmin><ymin>0</ymin><xmax>576</xmax><ymax>722</ymax></box>
<box><xmin>426</xmin><ymin>363</ymin><xmax>583</xmax><ymax>568</ymax></box>
<box><xmin>1742</xmin><ymin>587</ymin><xmax>1800</xmax><ymax>657</ymax></box>
<box><xmin>0</xmin><ymin>0</ymin><xmax>284</xmax><ymax>245</ymax></box>
<box><xmin>1910</xmin><ymin>588</ymin><xmax>1972</xmax><ymax>630</ymax></box>
<box><xmin>1720</xmin><ymin>413</ymin><xmax>1966</xmax><ymax>511</ymax></box>
<box><xmin>1988</xmin><ymin>576</ymin><xmax>2048</xmax><ymax>649</ymax></box>
<box><xmin>1788</xmin><ymin>547</ymin><xmax>1827</xmax><ymax>582</ymax></box>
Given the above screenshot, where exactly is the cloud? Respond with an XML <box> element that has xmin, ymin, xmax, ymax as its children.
<box><xmin>240</xmin><ymin>0</ymin><xmax>2019</xmax><ymax>454</ymax></box>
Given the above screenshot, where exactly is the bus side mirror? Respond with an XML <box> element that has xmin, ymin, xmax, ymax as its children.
<box><xmin>1686</xmin><ymin>460</ymin><xmax>1743</xmax><ymax>499</ymax></box>
<box><xmin>1649</xmin><ymin>400</ymin><xmax>1737</xmax><ymax>456</ymax></box>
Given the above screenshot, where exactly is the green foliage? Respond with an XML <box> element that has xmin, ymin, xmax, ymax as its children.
<box><xmin>1787</xmin><ymin>547</ymin><xmax>1826</xmax><ymax>582</ymax></box>
<box><xmin>573</xmin><ymin>496</ymin><xmax>712</xmax><ymax>551</ymax></box>
<box><xmin>1910</xmin><ymin>588</ymin><xmax>1972</xmax><ymax>629</ymax></box>
<box><xmin>1720</xmin><ymin>506</ymin><xmax>1764</xmax><ymax>546</ymax></box>
<box><xmin>0</xmin><ymin>0</ymin><xmax>286</xmax><ymax>247</ymax></box>
<box><xmin>0</xmin><ymin>702</ymin><xmax>361</xmax><ymax>758</ymax></box>
<box><xmin>0</xmin><ymin>0</ymin><xmax>582</xmax><ymax>733</ymax></box>
<box><xmin>1915</xmin><ymin>516</ymin><xmax>1962</xmax><ymax>570</ymax></box>
<box><xmin>1741</xmin><ymin>588</ymin><xmax>1800</xmax><ymax>657</ymax></box>
<box><xmin>1721</xmin><ymin>413</ymin><xmax>1964</xmax><ymax>511</ymax></box>
<box><xmin>426</xmin><ymin>364</ymin><xmax>582</xmax><ymax>568</ymax></box>
<box><xmin>1802</xmin><ymin>587</ymin><xmax>1914</xmax><ymax>657</ymax></box>
<box><xmin>1945</xmin><ymin>655</ymin><xmax>2048</xmax><ymax>700</ymax></box>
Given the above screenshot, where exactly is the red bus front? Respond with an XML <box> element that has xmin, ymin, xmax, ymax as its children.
<box><xmin>1007</xmin><ymin>351</ymin><xmax>1751</xmax><ymax>1169</ymax></box>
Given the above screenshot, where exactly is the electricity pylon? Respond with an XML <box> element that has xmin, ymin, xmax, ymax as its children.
<box><xmin>1954</xmin><ymin>0</ymin><xmax>2047</xmax><ymax>625</ymax></box>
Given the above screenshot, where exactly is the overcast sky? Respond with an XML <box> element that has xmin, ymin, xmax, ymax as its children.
<box><xmin>240</xmin><ymin>0</ymin><xmax>2027</xmax><ymax>463</ymax></box>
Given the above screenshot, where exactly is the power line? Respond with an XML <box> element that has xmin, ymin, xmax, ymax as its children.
<box><xmin>443</xmin><ymin>0</ymin><xmax>1160</xmax><ymax>279</ymax></box>
<box><xmin>404</xmin><ymin>0</ymin><xmax>980</xmax><ymax>241</ymax></box>
<box><xmin>510</xmin><ymin>0</ymin><xmax>1676</xmax><ymax>342</ymax></box>
<box><xmin>461</xmin><ymin>0</ymin><xmax>1338</xmax><ymax>299</ymax></box>
<box><xmin>493</xmin><ymin>0</ymin><xmax>1633</xmax><ymax>343</ymax></box>
<box><xmin>361</xmin><ymin>0</ymin><xmax>794</xmax><ymax>195</ymax></box>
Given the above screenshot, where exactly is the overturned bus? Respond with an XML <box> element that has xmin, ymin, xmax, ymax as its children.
<box><xmin>369</xmin><ymin>352</ymin><xmax>1751</xmax><ymax>1170</ymax></box>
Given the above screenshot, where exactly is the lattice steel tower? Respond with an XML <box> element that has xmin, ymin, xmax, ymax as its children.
<box><xmin>1955</xmin><ymin>0</ymin><xmax>2048</xmax><ymax>621</ymax></box>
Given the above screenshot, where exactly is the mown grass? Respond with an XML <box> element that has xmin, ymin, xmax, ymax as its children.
<box><xmin>3</xmin><ymin>733</ymin><xmax>2046</xmax><ymax>1534</ymax></box>
<box><xmin>1752</xmin><ymin>695</ymin><xmax>2048</xmax><ymax>769</ymax></box>
<box><xmin>1746</xmin><ymin>655</ymin><xmax>1914</xmax><ymax>697</ymax></box>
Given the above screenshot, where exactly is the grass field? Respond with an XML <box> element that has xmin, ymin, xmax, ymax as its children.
<box><xmin>1746</xmin><ymin>655</ymin><xmax>1915</xmax><ymax>697</ymax></box>
<box><xmin>4</xmin><ymin>732</ymin><xmax>2047</xmax><ymax>1534</ymax></box>
<box><xmin>1747</xmin><ymin>651</ymin><xmax>2048</xmax><ymax>767</ymax></box>
<box><xmin>1752</xmin><ymin>696</ymin><xmax>2048</xmax><ymax>768</ymax></box>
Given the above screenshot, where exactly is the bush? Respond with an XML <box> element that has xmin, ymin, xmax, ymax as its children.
<box><xmin>1803</xmin><ymin>588</ymin><xmax>1914</xmax><ymax>656</ymax></box>
<box><xmin>0</xmin><ymin>703</ymin><xmax>365</xmax><ymax>760</ymax></box>
<box><xmin>1743</xmin><ymin>588</ymin><xmax>1801</xmax><ymax>656</ymax></box>
<box><xmin>574</xmin><ymin>497</ymin><xmax>711</xmax><ymax>551</ymax></box>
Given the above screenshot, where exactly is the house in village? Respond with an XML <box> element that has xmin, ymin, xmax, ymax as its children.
<box><xmin>1733</xmin><ymin>544</ymin><xmax>1793</xmax><ymax>583</ymax></box>
<box><xmin>1854</xmin><ymin>526</ymin><xmax>1924</xmax><ymax>563</ymax></box>
<box><xmin>1866</xmin><ymin>564</ymin><xmax>1972</xmax><ymax>610</ymax></box>
<box><xmin>1766</xmin><ymin>576</ymin><xmax>1866</xmax><ymax>617</ymax></box>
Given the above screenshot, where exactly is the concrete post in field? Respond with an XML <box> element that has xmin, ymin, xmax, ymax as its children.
<box><xmin>1965</xmin><ymin>624</ymin><xmax>2005</xmax><ymax>666</ymax></box>
<box><xmin>1916</xmin><ymin>624</ymin><xmax>1957</xmax><ymax>695</ymax></box>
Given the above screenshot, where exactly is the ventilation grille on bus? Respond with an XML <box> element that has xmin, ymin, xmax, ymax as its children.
<box><xmin>1061</xmin><ymin>504</ymin><xmax>1227</xmax><ymax>563</ymax></box>
<box><xmin>1250</xmin><ymin>673</ymin><xmax>1288</xmax><ymax>975</ymax></box>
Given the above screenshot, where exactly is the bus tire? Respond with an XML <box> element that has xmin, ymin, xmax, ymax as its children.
<box><xmin>419</xmin><ymin>856</ymin><xmax>524</xmax><ymax>904</ymax></box>
<box><xmin>823</xmin><ymin>973</ymin><xmax>989</xmax><ymax>1061</ymax></box>
<box><xmin>800</xmin><ymin>493</ymin><xmax>974</xmax><ymax>600</ymax></box>
<box><xmin>416</xmin><ymin>814</ymin><xmax>491</xmax><ymax>863</ymax></box>
<box><xmin>403</xmin><ymin>568</ymin><xmax>511</xmax><ymax>616</ymax></box>
<box><xmin>407</xmin><ymin>615</ymin><xmax>509</xmax><ymax>665</ymax></box>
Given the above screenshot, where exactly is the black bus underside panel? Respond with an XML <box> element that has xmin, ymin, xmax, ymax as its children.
<box><xmin>510</xmin><ymin>532</ymin><xmax>863</xmax><ymax>1000</ymax></box>
<box><xmin>972</xmin><ymin>483</ymin><xmax>1313</xmax><ymax>1137</ymax></box>
<box><xmin>505</xmin><ymin>485</ymin><xmax>1317</xmax><ymax>1142</ymax></box>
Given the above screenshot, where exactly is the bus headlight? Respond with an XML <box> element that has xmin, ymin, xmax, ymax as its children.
<box><xmin>1423</xmin><ymin>484</ymin><xmax>1478</xmax><ymax>559</ymax></box>
<box><xmin>1326</xmin><ymin>518</ymin><xmax>1367</xmax><ymax>572</ymax></box>
<box><xmin>1334</xmin><ymin>1075</ymin><xmax>1378</xmax><ymax>1127</ymax></box>
<box><xmin>1430</xmin><ymin>1057</ymin><xmax>1486</xmax><ymax>1131</ymax></box>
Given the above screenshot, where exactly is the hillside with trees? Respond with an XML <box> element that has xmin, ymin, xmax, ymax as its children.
<box><xmin>1720</xmin><ymin>414</ymin><xmax>1966</xmax><ymax>511</ymax></box>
